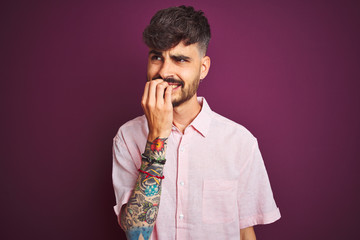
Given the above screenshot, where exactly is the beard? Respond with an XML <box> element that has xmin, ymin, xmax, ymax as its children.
<box><xmin>171</xmin><ymin>77</ymin><xmax>200</xmax><ymax>107</ymax></box>
<box><xmin>151</xmin><ymin>75</ymin><xmax>201</xmax><ymax>107</ymax></box>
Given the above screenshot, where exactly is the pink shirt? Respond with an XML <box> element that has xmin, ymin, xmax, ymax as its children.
<box><xmin>112</xmin><ymin>97</ymin><xmax>280</xmax><ymax>240</ymax></box>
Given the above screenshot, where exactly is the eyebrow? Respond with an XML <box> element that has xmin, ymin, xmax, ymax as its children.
<box><xmin>148</xmin><ymin>50</ymin><xmax>192</xmax><ymax>61</ymax></box>
<box><xmin>171</xmin><ymin>54</ymin><xmax>191</xmax><ymax>61</ymax></box>
<box><xmin>148</xmin><ymin>49</ymin><xmax>162</xmax><ymax>56</ymax></box>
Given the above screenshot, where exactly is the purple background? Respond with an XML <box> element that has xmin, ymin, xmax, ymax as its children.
<box><xmin>1</xmin><ymin>0</ymin><xmax>359</xmax><ymax>239</ymax></box>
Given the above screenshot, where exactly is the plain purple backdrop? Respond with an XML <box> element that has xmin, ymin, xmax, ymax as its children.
<box><xmin>1</xmin><ymin>0</ymin><xmax>359</xmax><ymax>239</ymax></box>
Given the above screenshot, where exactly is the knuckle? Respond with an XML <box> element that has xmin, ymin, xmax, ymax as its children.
<box><xmin>156</xmin><ymin>84</ymin><xmax>164</xmax><ymax>89</ymax></box>
<box><xmin>146</xmin><ymin>102</ymin><xmax>154</xmax><ymax>108</ymax></box>
<box><xmin>149</xmin><ymin>80</ymin><xmax>156</xmax><ymax>87</ymax></box>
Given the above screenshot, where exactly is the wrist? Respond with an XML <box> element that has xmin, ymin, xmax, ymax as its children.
<box><xmin>144</xmin><ymin>136</ymin><xmax>168</xmax><ymax>159</ymax></box>
<box><xmin>141</xmin><ymin>154</ymin><xmax>166</xmax><ymax>165</ymax></box>
<box><xmin>147</xmin><ymin>131</ymin><xmax>170</xmax><ymax>142</ymax></box>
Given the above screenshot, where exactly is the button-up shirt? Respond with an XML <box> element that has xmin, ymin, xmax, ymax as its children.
<box><xmin>112</xmin><ymin>97</ymin><xmax>280</xmax><ymax>240</ymax></box>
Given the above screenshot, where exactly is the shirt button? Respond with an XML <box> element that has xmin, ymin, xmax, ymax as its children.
<box><xmin>179</xmin><ymin>214</ymin><xmax>184</xmax><ymax>220</ymax></box>
<box><xmin>180</xmin><ymin>146</ymin><xmax>184</xmax><ymax>152</ymax></box>
<box><xmin>180</xmin><ymin>181</ymin><xmax>184</xmax><ymax>186</ymax></box>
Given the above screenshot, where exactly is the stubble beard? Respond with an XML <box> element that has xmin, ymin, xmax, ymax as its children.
<box><xmin>172</xmin><ymin>77</ymin><xmax>200</xmax><ymax>107</ymax></box>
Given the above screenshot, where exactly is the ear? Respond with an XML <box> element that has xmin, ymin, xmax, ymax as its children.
<box><xmin>200</xmin><ymin>56</ymin><xmax>211</xmax><ymax>80</ymax></box>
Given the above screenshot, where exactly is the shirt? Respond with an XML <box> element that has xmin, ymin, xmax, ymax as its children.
<box><xmin>112</xmin><ymin>97</ymin><xmax>281</xmax><ymax>240</ymax></box>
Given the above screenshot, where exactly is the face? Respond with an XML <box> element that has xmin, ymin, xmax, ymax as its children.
<box><xmin>147</xmin><ymin>42</ymin><xmax>210</xmax><ymax>107</ymax></box>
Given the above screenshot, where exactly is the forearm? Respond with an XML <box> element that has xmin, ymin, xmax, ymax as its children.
<box><xmin>120</xmin><ymin>137</ymin><xmax>167</xmax><ymax>240</ymax></box>
<box><xmin>240</xmin><ymin>226</ymin><xmax>256</xmax><ymax>240</ymax></box>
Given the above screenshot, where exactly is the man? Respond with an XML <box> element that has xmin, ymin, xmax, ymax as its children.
<box><xmin>112</xmin><ymin>5</ymin><xmax>280</xmax><ymax>240</ymax></box>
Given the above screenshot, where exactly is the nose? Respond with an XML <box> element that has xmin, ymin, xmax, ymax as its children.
<box><xmin>158</xmin><ymin>58</ymin><xmax>174</xmax><ymax>79</ymax></box>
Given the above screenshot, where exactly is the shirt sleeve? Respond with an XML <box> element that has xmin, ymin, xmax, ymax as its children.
<box><xmin>112</xmin><ymin>130</ymin><xmax>139</xmax><ymax>226</ymax></box>
<box><xmin>237</xmin><ymin>139</ymin><xmax>281</xmax><ymax>229</ymax></box>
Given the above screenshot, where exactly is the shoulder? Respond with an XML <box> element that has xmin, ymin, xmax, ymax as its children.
<box><xmin>209</xmin><ymin>111</ymin><xmax>257</xmax><ymax>144</ymax></box>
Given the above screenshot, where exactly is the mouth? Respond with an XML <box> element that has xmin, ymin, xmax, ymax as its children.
<box><xmin>168</xmin><ymin>83</ymin><xmax>182</xmax><ymax>89</ymax></box>
<box><xmin>163</xmin><ymin>77</ymin><xmax>184</xmax><ymax>89</ymax></box>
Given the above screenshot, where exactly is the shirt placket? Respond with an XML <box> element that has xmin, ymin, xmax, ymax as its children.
<box><xmin>175</xmin><ymin>128</ymin><xmax>190</xmax><ymax>240</ymax></box>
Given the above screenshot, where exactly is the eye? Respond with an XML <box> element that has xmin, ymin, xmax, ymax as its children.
<box><xmin>176</xmin><ymin>57</ymin><xmax>187</xmax><ymax>63</ymax></box>
<box><xmin>151</xmin><ymin>55</ymin><xmax>162</xmax><ymax>61</ymax></box>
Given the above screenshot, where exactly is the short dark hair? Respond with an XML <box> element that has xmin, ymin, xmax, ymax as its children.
<box><xmin>143</xmin><ymin>5</ymin><xmax>211</xmax><ymax>54</ymax></box>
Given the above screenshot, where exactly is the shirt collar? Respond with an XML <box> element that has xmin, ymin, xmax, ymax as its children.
<box><xmin>189</xmin><ymin>97</ymin><xmax>212</xmax><ymax>138</ymax></box>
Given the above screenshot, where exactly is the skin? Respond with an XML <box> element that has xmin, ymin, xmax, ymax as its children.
<box><xmin>146</xmin><ymin>41</ymin><xmax>210</xmax><ymax>133</ymax></box>
<box><xmin>241</xmin><ymin>227</ymin><xmax>256</xmax><ymax>240</ymax></box>
<box><xmin>120</xmin><ymin>41</ymin><xmax>256</xmax><ymax>239</ymax></box>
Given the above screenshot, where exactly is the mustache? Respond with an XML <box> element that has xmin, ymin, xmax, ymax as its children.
<box><xmin>151</xmin><ymin>76</ymin><xmax>184</xmax><ymax>87</ymax></box>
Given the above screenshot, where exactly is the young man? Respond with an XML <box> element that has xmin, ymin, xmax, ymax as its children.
<box><xmin>112</xmin><ymin>6</ymin><xmax>280</xmax><ymax>240</ymax></box>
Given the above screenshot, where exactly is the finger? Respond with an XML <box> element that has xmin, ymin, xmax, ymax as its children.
<box><xmin>156</xmin><ymin>82</ymin><xmax>169</xmax><ymax>105</ymax></box>
<box><xmin>141</xmin><ymin>81</ymin><xmax>150</xmax><ymax>107</ymax></box>
<box><xmin>164</xmin><ymin>84</ymin><xmax>173</xmax><ymax>107</ymax></box>
<box><xmin>148</xmin><ymin>79</ymin><xmax>163</xmax><ymax>103</ymax></box>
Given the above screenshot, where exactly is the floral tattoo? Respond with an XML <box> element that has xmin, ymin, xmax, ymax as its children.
<box><xmin>145</xmin><ymin>137</ymin><xmax>168</xmax><ymax>160</ymax></box>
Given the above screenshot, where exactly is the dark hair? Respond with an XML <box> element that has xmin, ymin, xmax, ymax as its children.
<box><xmin>143</xmin><ymin>5</ymin><xmax>211</xmax><ymax>54</ymax></box>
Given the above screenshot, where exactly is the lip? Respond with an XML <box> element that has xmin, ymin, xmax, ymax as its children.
<box><xmin>168</xmin><ymin>83</ymin><xmax>181</xmax><ymax>90</ymax></box>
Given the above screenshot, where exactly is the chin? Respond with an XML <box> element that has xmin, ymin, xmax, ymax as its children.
<box><xmin>171</xmin><ymin>96</ymin><xmax>182</xmax><ymax>107</ymax></box>
<box><xmin>171</xmin><ymin>100</ymin><xmax>181</xmax><ymax>108</ymax></box>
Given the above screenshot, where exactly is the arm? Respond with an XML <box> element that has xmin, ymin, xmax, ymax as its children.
<box><xmin>120</xmin><ymin>137</ymin><xmax>168</xmax><ymax>240</ymax></box>
<box><xmin>120</xmin><ymin>80</ymin><xmax>173</xmax><ymax>240</ymax></box>
<box><xmin>240</xmin><ymin>227</ymin><xmax>256</xmax><ymax>240</ymax></box>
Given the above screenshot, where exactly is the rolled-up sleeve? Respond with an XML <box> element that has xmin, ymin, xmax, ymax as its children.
<box><xmin>112</xmin><ymin>130</ymin><xmax>139</xmax><ymax>225</ymax></box>
<box><xmin>237</xmin><ymin>140</ymin><xmax>281</xmax><ymax>229</ymax></box>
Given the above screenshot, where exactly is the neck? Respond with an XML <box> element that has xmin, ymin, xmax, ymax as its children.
<box><xmin>173</xmin><ymin>95</ymin><xmax>202</xmax><ymax>134</ymax></box>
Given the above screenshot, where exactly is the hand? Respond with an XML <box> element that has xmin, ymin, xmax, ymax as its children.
<box><xmin>141</xmin><ymin>79</ymin><xmax>173</xmax><ymax>141</ymax></box>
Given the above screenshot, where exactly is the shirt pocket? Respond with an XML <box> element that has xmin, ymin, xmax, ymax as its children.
<box><xmin>202</xmin><ymin>179</ymin><xmax>238</xmax><ymax>224</ymax></box>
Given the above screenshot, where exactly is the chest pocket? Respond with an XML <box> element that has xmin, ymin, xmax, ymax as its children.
<box><xmin>202</xmin><ymin>179</ymin><xmax>238</xmax><ymax>224</ymax></box>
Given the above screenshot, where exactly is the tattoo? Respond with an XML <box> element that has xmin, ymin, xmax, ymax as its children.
<box><xmin>135</xmin><ymin>181</ymin><xmax>140</xmax><ymax>191</ymax></box>
<box><xmin>139</xmin><ymin>164</ymin><xmax>163</xmax><ymax>196</ymax></box>
<box><xmin>128</xmin><ymin>193</ymin><xmax>145</xmax><ymax>207</ymax></box>
<box><xmin>120</xmin><ymin>137</ymin><xmax>168</xmax><ymax>239</ymax></box>
<box><xmin>120</xmin><ymin>207</ymin><xmax>133</xmax><ymax>230</ymax></box>
<box><xmin>137</xmin><ymin>200</ymin><xmax>159</xmax><ymax>224</ymax></box>
<box><xmin>152</xmin><ymin>196</ymin><xmax>160</xmax><ymax>202</ymax></box>
<box><xmin>145</xmin><ymin>137</ymin><xmax>168</xmax><ymax>159</ymax></box>
<box><xmin>126</xmin><ymin>226</ymin><xmax>153</xmax><ymax>240</ymax></box>
<box><xmin>145</xmin><ymin>206</ymin><xmax>159</xmax><ymax>224</ymax></box>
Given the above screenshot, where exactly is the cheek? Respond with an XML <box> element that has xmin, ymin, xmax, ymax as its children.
<box><xmin>147</xmin><ymin>63</ymin><xmax>158</xmax><ymax>78</ymax></box>
<box><xmin>179</xmin><ymin>67</ymin><xmax>201</xmax><ymax>83</ymax></box>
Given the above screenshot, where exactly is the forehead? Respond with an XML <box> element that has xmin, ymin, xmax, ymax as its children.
<box><xmin>150</xmin><ymin>42</ymin><xmax>201</xmax><ymax>58</ymax></box>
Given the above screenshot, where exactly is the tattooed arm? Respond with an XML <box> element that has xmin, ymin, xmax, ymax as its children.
<box><xmin>120</xmin><ymin>137</ymin><xmax>168</xmax><ymax>240</ymax></box>
<box><xmin>120</xmin><ymin>80</ymin><xmax>173</xmax><ymax>240</ymax></box>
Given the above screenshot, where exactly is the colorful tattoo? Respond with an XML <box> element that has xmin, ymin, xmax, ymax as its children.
<box><xmin>145</xmin><ymin>137</ymin><xmax>168</xmax><ymax>159</ymax></box>
<box><xmin>120</xmin><ymin>137</ymin><xmax>168</xmax><ymax>240</ymax></box>
<box><xmin>139</xmin><ymin>164</ymin><xmax>164</xmax><ymax>196</ymax></box>
<box><xmin>135</xmin><ymin>181</ymin><xmax>140</xmax><ymax>191</ymax></box>
<box><xmin>150</xmin><ymin>137</ymin><xmax>166</xmax><ymax>153</ymax></box>
<box><xmin>145</xmin><ymin>185</ymin><xmax>159</xmax><ymax>197</ymax></box>
<box><xmin>136</xmin><ymin>200</ymin><xmax>159</xmax><ymax>224</ymax></box>
<box><xmin>126</xmin><ymin>227</ymin><xmax>153</xmax><ymax>240</ymax></box>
